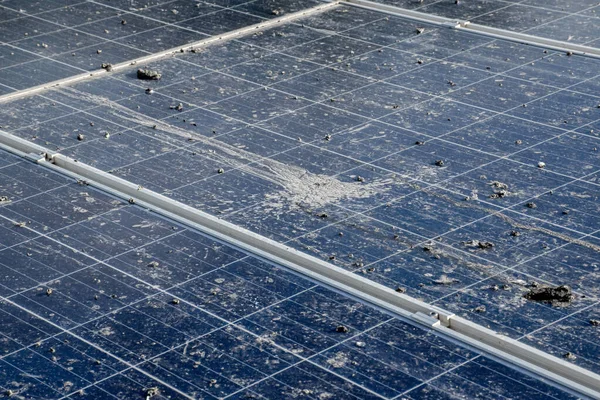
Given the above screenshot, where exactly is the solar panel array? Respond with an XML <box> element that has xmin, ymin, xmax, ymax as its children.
<box><xmin>2</xmin><ymin>149</ymin><xmax>582</xmax><ymax>399</ymax></box>
<box><xmin>0</xmin><ymin>0</ymin><xmax>326</xmax><ymax>93</ymax></box>
<box><xmin>1</xmin><ymin>0</ymin><xmax>600</xmax><ymax>399</ymax></box>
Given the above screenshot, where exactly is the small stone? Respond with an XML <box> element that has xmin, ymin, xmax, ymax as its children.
<box><xmin>128</xmin><ymin>198</ymin><xmax>135</xmax><ymax>204</ymax></box>
<box><xmin>101</xmin><ymin>63</ymin><xmax>113</xmax><ymax>71</ymax></box>
<box><xmin>46</xmin><ymin>288</ymin><xmax>53</xmax><ymax>296</ymax></box>
<box><xmin>335</xmin><ymin>325</ymin><xmax>349</xmax><ymax>333</ymax></box>
<box><xmin>96</xmin><ymin>49</ymin><xmax>102</xmax><ymax>54</ymax></box>
<box><xmin>171</xmin><ymin>298</ymin><xmax>180</xmax><ymax>305</ymax></box>
<box><xmin>473</xmin><ymin>305</ymin><xmax>486</xmax><ymax>313</ymax></box>
<box><xmin>590</xmin><ymin>319</ymin><xmax>600</xmax><ymax>326</ymax></box>
<box><xmin>416</xmin><ymin>27</ymin><xmax>425</xmax><ymax>34</ymax></box>
<box><xmin>145</xmin><ymin>387</ymin><xmax>159</xmax><ymax>399</ymax></box>
<box><xmin>355</xmin><ymin>341</ymin><xmax>366</xmax><ymax>348</ymax></box>
<box><xmin>121</xmin><ymin>19</ymin><xmax>127</xmax><ymax>25</ymax></box>
<box><xmin>537</xmin><ymin>161</ymin><xmax>546</xmax><ymax>169</ymax></box>
<box><xmin>148</xmin><ymin>261</ymin><xmax>159</xmax><ymax>268</ymax></box>
<box><xmin>434</xmin><ymin>160</ymin><xmax>444</xmax><ymax>167</ymax></box>
<box><xmin>395</xmin><ymin>287</ymin><xmax>406</xmax><ymax>293</ymax></box>
<box><xmin>526</xmin><ymin>202</ymin><xmax>537</xmax><ymax>209</ymax></box>
<box><xmin>524</xmin><ymin>285</ymin><xmax>573</xmax><ymax>304</ymax></box>
<box><xmin>104</xmin><ymin>132</ymin><xmax>110</xmax><ymax>139</ymax></box>
<box><xmin>137</xmin><ymin>69</ymin><xmax>162</xmax><ymax>80</ymax></box>
<box><xmin>490</xmin><ymin>181</ymin><xmax>508</xmax><ymax>191</ymax></box>
<box><xmin>356</xmin><ymin>176</ymin><xmax>365</xmax><ymax>182</ymax></box>
<box><xmin>510</xmin><ymin>230</ymin><xmax>521</xmax><ymax>237</ymax></box>
<box><xmin>515</xmin><ymin>139</ymin><xmax>522</xmax><ymax>145</ymax></box>
<box><xmin>77</xmin><ymin>133</ymin><xmax>84</xmax><ymax>141</ymax></box>
<box><xmin>415</xmin><ymin>141</ymin><xmax>425</xmax><ymax>145</ymax></box>
<box><xmin>489</xmin><ymin>190</ymin><xmax>508</xmax><ymax>199</ymax></box>
<box><xmin>477</xmin><ymin>241</ymin><xmax>494</xmax><ymax>249</ymax></box>
<box><xmin>566</xmin><ymin>51</ymin><xmax>573</xmax><ymax>56</ymax></box>
<box><xmin>563</xmin><ymin>352</ymin><xmax>576</xmax><ymax>360</ymax></box>
<box><xmin>217</xmin><ymin>168</ymin><xmax>224</xmax><ymax>174</ymax></box>
<box><xmin>319</xmin><ymin>213</ymin><xmax>328</xmax><ymax>219</ymax></box>
<box><xmin>145</xmin><ymin>88</ymin><xmax>154</xmax><ymax>94</ymax></box>
<box><xmin>324</xmin><ymin>134</ymin><xmax>332</xmax><ymax>141</ymax></box>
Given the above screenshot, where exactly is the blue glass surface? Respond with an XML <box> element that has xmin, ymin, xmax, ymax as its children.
<box><xmin>1</xmin><ymin>2</ymin><xmax>600</xmax><ymax>398</ymax></box>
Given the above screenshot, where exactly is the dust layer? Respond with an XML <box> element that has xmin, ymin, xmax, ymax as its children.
<box><xmin>416</xmin><ymin>185</ymin><xmax>600</xmax><ymax>254</ymax></box>
<box><xmin>56</xmin><ymin>87</ymin><xmax>392</xmax><ymax>210</ymax></box>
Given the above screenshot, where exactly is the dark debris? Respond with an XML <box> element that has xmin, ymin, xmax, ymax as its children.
<box><xmin>524</xmin><ymin>285</ymin><xmax>573</xmax><ymax>306</ymax></box>
<box><xmin>137</xmin><ymin>69</ymin><xmax>162</xmax><ymax>80</ymax></box>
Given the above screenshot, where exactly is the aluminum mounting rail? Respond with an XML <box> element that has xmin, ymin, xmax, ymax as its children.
<box><xmin>0</xmin><ymin>0</ymin><xmax>340</xmax><ymax>104</ymax></box>
<box><xmin>1</xmin><ymin>128</ymin><xmax>599</xmax><ymax>399</ymax></box>
<box><xmin>342</xmin><ymin>0</ymin><xmax>600</xmax><ymax>59</ymax></box>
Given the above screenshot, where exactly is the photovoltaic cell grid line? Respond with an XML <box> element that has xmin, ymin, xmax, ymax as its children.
<box><xmin>1</xmin><ymin>1</ymin><xmax>600</xmax><ymax>399</ymax></box>
<box><xmin>0</xmin><ymin>0</ymin><xmax>327</xmax><ymax>94</ymax></box>
<box><xmin>351</xmin><ymin>0</ymin><xmax>600</xmax><ymax>49</ymax></box>
<box><xmin>0</xmin><ymin>0</ymin><xmax>596</xmax><ymax>370</ymax></box>
<box><xmin>18</xmin><ymin>4</ymin><xmax>600</xmax><ymax>384</ymax></box>
<box><xmin>0</xmin><ymin>150</ymin><xmax>580</xmax><ymax>400</ymax></box>
<box><xmin>0</xmin><ymin>0</ymin><xmax>599</xmax><ymax>99</ymax></box>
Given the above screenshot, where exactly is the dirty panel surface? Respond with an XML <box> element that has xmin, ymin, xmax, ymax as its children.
<box><xmin>1</xmin><ymin>2</ymin><xmax>600</xmax><ymax>378</ymax></box>
<box><xmin>364</xmin><ymin>0</ymin><xmax>600</xmax><ymax>49</ymax></box>
<box><xmin>0</xmin><ymin>0</ymin><xmax>329</xmax><ymax>94</ymax></box>
<box><xmin>0</xmin><ymin>150</ymin><xmax>579</xmax><ymax>400</ymax></box>
<box><xmin>1</xmin><ymin>1</ymin><xmax>600</xmax><ymax>399</ymax></box>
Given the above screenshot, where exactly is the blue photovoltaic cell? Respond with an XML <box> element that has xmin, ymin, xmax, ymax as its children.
<box><xmin>363</xmin><ymin>0</ymin><xmax>600</xmax><ymax>50</ymax></box>
<box><xmin>1</xmin><ymin>1</ymin><xmax>600</xmax><ymax>399</ymax></box>
<box><xmin>0</xmin><ymin>151</ymin><xmax>581</xmax><ymax>399</ymax></box>
<box><xmin>0</xmin><ymin>0</ymin><xmax>314</xmax><ymax>94</ymax></box>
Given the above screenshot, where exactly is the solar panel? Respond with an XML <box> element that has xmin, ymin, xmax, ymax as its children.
<box><xmin>358</xmin><ymin>0</ymin><xmax>600</xmax><ymax>49</ymax></box>
<box><xmin>1</xmin><ymin>0</ymin><xmax>600</xmax><ymax>398</ymax></box>
<box><xmin>2</xmin><ymin>148</ymin><xmax>583</xmax><ymax>399</ymax></box>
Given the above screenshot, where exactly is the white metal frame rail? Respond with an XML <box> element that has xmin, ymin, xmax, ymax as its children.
<box><xmin>0</xmin><ymin>0</ymin><xmax>340</xmax><ymax>104</ymax></box>
<box><xmin>343</xmin><ymin>0</ymin><xmax>600</xmax><ymax>59</ymax></box>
